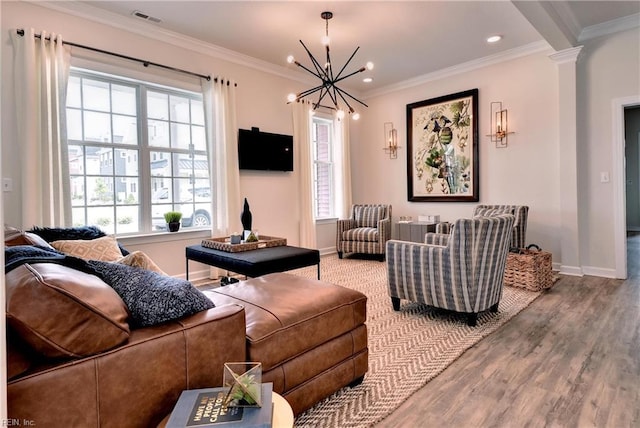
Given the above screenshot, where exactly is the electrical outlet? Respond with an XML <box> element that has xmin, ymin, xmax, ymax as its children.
<box><xmin>600</xmin><ymin>172</ymin><xmax>610</xmax><ymax>183</ymax></box>
<box><xmin>3</xmin><ymin>178</ymin><xmax>12</xmax><ymax>192</ymax></box>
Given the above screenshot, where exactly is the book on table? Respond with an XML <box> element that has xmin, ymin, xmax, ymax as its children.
<box><xmin>166</xmin><ymin>382</ymin><xmax>273</xmax><ymax>427</ymax></box>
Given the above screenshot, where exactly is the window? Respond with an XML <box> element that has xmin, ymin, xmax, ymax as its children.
<box><xmin>66</xmin><ymin>70</ymin><xmax>211</xmax><ymax>235</ymax></box>
<box><xmin>312</xmin><ymin>116</ymin><xmax>335</xmax><ymax>219</ymax></box>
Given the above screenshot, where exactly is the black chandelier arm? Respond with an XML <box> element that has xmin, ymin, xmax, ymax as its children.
<box><xmin>335</xmin><ymin>86</ymin><xmax>369</xmax><ymax>108</ymax></box>
<box><xmin>323</xmin><ymin>83</ymin><xmax>340</xmax><ymax>109</ymax></box>
<box><xmin>333</xmin><ymin>46</ymin><xmax>360</xmax><ymax>81</ymax></box>
<box><xmin>300</xmin><ymin>40</ymin><xmax>330</xmax><ymax>81</ymax></box>
<box><xmin>297</xmin><ymin>83</ymin><xmax>327</xmax><ymax>99</ymax></box>
<box><xmin>315</xmin><ymin>86</ymin><xmax>331</xmax><ymax>110</ymax></box>
<box><xmin>333</xmin><ymin>66</ymin><xmax>368</xmax><ymax>86</ymax></box>
<box><xmin>335</xmin><ymin>89</ymin><xmax>356</xmax><ymax>113</ymax></box>
<box><xmin>293</xmin><ymin>59</ymin><xmax>324</xmax><ymax>81</ymax></box>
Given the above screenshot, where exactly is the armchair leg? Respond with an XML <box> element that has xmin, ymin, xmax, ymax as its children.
<box><xmin>467</xmin><ymin>313</ymin><xmax>478</xmax><ymax>327</ymax></box>
<box><xmin>391</xmin><ymin>297</ymin><xmax>401</xmax><ymax>311</ymax></box>
<box><xmin>490</xmin><ymin>303</ymin><xmax>499</xmax><ymax>313</ymax></box>
<box><xmin>338</xmin><ymin>251</ymin><xmax>343</xmax><ymax>259</ymax></box>
<box><xmin>379</xmin><ymin>254</ymin><xmax>385</xmax><ymax>262</ymax></box>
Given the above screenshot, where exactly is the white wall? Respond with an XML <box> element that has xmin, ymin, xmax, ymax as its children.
<box><xmin>2</xmin><ymin>2</ymin><xmax>639</xmax><ymax>276</ymax></box>
<box><xmin>0</xmin><ymin>1</ymin><xmax>309</xmax><ymax>276</ymax></box>
<box><xmin>577</xmin><ymin>28</ymin><xmax>640</xmax><ymax>275</ymax></box>
<box><xmin>354</xmin><ymin>52</ymin><xmax>563</xmax><ymax>259</ymax></box>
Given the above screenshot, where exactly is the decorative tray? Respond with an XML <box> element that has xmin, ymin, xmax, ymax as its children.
<box><xmin>201</xmin><ymin>235</ymin><xmax>287</xmax><ymax>253</ymax></box>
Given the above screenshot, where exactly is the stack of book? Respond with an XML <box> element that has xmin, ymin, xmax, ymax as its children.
<box><xmin>166</xmin><ymin>383</ymin><xmax>273</xmax><ymax>427</ymax></box>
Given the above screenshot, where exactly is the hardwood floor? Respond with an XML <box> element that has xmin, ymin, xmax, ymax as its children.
<box><xmin>377</xmin><ymin>240</ymin><xmax>640</xmax><ymax>427</ymax></box>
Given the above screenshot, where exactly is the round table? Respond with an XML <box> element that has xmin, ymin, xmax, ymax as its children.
<box><xmin>157</xmin><ymin>391</ymin><xmax>294</xmax><ymax>427</ymax></box>
<box><xmin>272</xmin><ymin>392</ymin><xmax>294</xmax><ymax>428</ymax></box>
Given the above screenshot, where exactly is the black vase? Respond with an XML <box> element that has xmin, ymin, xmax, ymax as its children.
<box><xmin>241</xmin><ymin>198</ymin><xmax>252</xmax><ymax>231</ymax></box>
<box><xmin>167</xmin><ymin>222</ymin><xmax>180</xmax><ymax>232</ymax></box>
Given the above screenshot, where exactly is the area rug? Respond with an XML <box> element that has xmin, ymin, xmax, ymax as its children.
<box><xmin>289</xmin><ymin>254</ymin><xmax>542</xmax><ymax>428</ymax></box>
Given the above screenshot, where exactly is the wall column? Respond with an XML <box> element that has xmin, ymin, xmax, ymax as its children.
<box><xmin>549</xmin><ymin>46</ymin><xmax>583</xmax><ymax>275</ymax></box>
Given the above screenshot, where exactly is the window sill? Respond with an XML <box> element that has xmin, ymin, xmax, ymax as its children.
<box><xmin>118</xmin><ymin>228</ymin><xmax>211</xmax><ymax>246</ymax></box>
<box><xmin>316</xmin><ymin>217</ymin><xmax>338</xmax><ymax>225</ymax></box>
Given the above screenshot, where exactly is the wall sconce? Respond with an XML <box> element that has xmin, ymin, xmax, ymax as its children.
<box><xmin>383</xmin><ymin>122</ymin><xmax>400</xmax><ymax>159</ymax></box>
<box><xmin>487</xmin><ymin>101</ymin><xmax>514</xmax><ymax>148</ymax></box>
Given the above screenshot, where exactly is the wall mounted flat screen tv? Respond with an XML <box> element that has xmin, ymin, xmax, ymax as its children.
<box><xmin>238</xmin><ymin>128</ymin><xmax>294</xmax><ymax>172</ymax></box>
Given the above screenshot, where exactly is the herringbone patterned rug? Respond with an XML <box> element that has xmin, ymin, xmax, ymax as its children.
<box><xmin>290</xmin><ymin>254</ymin><xmax>542</xmax><ymax>427</ymax></box>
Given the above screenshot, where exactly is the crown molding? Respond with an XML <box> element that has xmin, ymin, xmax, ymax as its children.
<box><xmin>548</xmin><ymin>46</ymin><xmax>583</xmax><ymax>65</ymax></box>
<box><xmin>546</xmin><ymin>1</ymin><xmax>582</xmax><ymax>42</ymax></box>
<box><xmin>28</xmin><ymin>0</ymin><xmax>316</xmax><ymax>85</ymax></box>
<box><xmin>363</xmin><ymin>40</ymin><xmax>552</xmax><ymax>100</ymax></box>
<box><xmin>579</xmin><ymin>13</ymin><xmax>640</xmax><ymax>42</ymax></box>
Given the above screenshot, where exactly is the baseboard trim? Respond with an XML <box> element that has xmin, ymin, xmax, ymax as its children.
<box><xmin>581</xmin><ymin>266</ymin><xmax>620</xmax><ymax>279</ymax></box>
<box><xmin>557</xmin><ymin>264</ymin><xmax>584</xmax><ymax>277</ymax></box>
<box><xmin>319</xmin><ymin>247</ymin><xmax>337</xmax><ymax>256</ymax></box>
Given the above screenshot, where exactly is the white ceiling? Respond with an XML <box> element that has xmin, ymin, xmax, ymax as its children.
<box><xmin>57</xmin><ymin>1</ymin><xmax>640</xmax><ymax>96</ymax></box>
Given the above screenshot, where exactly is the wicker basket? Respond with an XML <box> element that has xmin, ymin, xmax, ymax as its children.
<box><xmin>201</xmin><ymin>235</ymin><xmax>287</xmax><ymax>253</ymax></box>
<box><xmin>503</xmin><ymin>246</ymin><xmax>554</xmax><ymax>291</ymax></box>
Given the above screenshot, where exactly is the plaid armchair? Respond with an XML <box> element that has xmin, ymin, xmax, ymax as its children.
<box><xmin>387</xmin><ymin>214</ymin><xmax>515</xmax><ymax>326</ymax></box>
<box><xmin>435</xmin><ymin>204</ymin><xmax>529</xmax><ymax>248</ymax></box>
<box><xmin>336</xmin><ymin>204</ymin><xmax>392</xmax><ymax>261</ymax></box>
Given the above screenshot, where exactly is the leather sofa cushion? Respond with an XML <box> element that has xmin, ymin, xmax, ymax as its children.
<box><xmin>207</xmin><ymin>272</ymin><xmax>367</xmax><ymax>372</ymax></box>
<box><xmin>6</xmin><ymin>326</ymin><xmax>33</xmax><ymax>380</ymax></box>
<box><xmin>5</xmin><ymin>263</ymin><xmax>130</xmax><ymax>358</ymax></box>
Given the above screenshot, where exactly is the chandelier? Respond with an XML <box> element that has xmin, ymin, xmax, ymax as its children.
<box><xmin>286</xmin><ymin>11</ymin><xmax>373</xmax><ymax>120</ymax></box>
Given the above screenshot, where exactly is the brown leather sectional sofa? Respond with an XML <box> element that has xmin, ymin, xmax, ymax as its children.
<box><xmin>5</xmin><ymin>231</ymin><xmax>368</xmax><ymax>427</ymax></box>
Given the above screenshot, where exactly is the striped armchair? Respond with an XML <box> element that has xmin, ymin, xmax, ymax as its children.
<box><xmin>387</xmin><ymin>214</ymin><xmax>515</xmax><ymax>326</ymax></box>
<box><xmin>337</xmin><ymin>204</ymin><xmax>392</xmax><ymax>261</ymax></box>
<box><xmin>435</xmin><ymin>204</ymin><xmax>529</xmax><ymax>248</ymax></box>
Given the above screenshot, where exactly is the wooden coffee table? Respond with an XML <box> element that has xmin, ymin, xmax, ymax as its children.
<box><xmin>185</xmin><ymin>244</ymin><xmax>320</xmax><ymax>280</ymax></box>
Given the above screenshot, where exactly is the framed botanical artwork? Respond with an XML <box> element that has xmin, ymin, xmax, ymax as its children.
<box><xmin>406</xmin><ymin>89</ymin><xmax>479</xmax><ymax>202</ymax></box>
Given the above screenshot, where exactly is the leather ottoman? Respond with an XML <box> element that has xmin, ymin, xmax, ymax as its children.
<box><xmin>205</xmin><ymin>272</ymin><xmax>368</xmax><ymax>415</ymax></box>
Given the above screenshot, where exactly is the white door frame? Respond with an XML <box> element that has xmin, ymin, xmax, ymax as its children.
<box><xmin>613</xmin><ymin>95</ymin><xmax>640</xmax><ymax>279</ymax></box>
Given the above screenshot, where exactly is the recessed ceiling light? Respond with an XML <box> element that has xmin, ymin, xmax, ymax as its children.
<box><xmin>363</xmin><ymin>77</ymin><xmax>373</xmax><ymax>83</ymax></box>
<box><xmin>487</xmin><ymin>35</ymin><xmax>502</xmax><ymax>43</ymax></box>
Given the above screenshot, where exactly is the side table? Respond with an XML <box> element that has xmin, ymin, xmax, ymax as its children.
<box><xmin>396</xmin><ymin>221</ymin><xmax>438</xmax><ymax>243</ymax></box>
<box><xmin>157</xmin><ymin>391</ymin><xmax>294</xmax><ymax>428</ymax></box>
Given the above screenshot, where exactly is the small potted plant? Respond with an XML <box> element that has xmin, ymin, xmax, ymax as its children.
<box><xmin>164</xmin><ymin>211</ymin><xmax>182</xmax><ymax>232</ymax></box>
<box><xmin>223</xmin><ymin>362</ymin><xmax>262</xmax><ymax>408</ymax></box>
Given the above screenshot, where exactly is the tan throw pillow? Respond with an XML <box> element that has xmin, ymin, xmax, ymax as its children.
<box><xmin>117</xmin><ymin>251</ymin><xmax>167</xmax><ymax>275</ymax></box>
<box><xmin>51</xmin><ymin>235</ymin><xmax>123</xmax><ymax>261</ymax></box>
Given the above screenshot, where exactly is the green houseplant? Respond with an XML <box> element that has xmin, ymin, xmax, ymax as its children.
<box><xmin>164</xmin><ymin>211</ymin><xmax>182</xmax><ymax>232</ymax></box>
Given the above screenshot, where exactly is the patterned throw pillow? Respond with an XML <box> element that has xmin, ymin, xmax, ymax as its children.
<box><xmin>51</xmin><ymin>235</ymin><xmax>124</xmax><ymax>262</ymax></box>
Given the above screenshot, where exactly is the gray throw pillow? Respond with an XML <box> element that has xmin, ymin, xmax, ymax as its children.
<box><xmin>86</xmin><ymin>260</ymin><xmax>214</xmax><ymax>327</ymax></box>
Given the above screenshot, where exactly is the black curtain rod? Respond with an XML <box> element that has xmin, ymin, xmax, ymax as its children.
<box><xmin>16</xmin><ymin>28</ymin><xmax>226</xmax><ymax>83</ymax></box>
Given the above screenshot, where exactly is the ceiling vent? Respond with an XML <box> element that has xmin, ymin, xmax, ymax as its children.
<box><xmin>131</xmin><ymin>10</ymin><xmax>162</xmax><ymax>24</ymax></box>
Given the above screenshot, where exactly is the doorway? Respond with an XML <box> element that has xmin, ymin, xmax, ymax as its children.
<box><xmin>625</xmin><ymin>107</ymin><xmax>640</xmax><ymax>278</ymax></box>
<box><xmin>615</xmin><ymin>96</ymin><xmax>640</xmax><ymax>279</ymax></box>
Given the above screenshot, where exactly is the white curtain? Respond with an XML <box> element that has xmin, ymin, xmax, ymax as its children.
<box><xmin>12</xmin><ymin>28</ymin><xmax>71</xmax><ymax>228</ymax></box>
<box><xmin>335</xmin><ymin>114</ymin><xmax>353</xmax><ymax>219</ymax></box>
<box><xmin>202</xmin><ymin>77</ymin><xmax>241</xmax><ymax>237</ymax></box>
<box><xmin>292</xmin><ymin>101</ymin><xmax>317</xmax><ymax>249</ymax></box>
